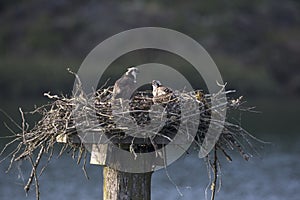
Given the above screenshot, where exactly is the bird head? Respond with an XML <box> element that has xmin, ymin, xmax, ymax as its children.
<box><xmin>126</xmin><ymin>67</ymin><xmax>139</xmax><ymax>83</ymax></box>
<box><xmin>151</xmin><ymin>80</ymin><xmax>162</xmax><ymax>89</ymax></box>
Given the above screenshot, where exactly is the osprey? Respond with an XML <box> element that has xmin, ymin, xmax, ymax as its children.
<box><xmin>112</xmin><ymin>67</ymin><xmax>139</xmax><ymax>100</ymax></box>
<box><xmin>151</xmin><ymin>80</ymin><xmax>181</xmax><ymax>139</ymax></box>
<box><xmin>152</xmin><ymin>80</ymin><xmax>174</xmax><ymax>104</ymax></box>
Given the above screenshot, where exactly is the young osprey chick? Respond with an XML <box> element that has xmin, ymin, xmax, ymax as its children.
<box><xmin>152</xmin><ymin>80</ymin><xmax>174</xmax><ymax>104</ymax></box>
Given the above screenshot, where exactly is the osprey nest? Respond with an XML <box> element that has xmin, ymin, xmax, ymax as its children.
<box><xmin>1</xmin><ymin>74</ymin><xmax>262</xmax><ymax>200</ymax></box>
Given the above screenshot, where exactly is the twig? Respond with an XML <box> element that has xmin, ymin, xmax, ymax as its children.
<box><xmin>0</xmin><ymin>108</ymin><xmax>22</xmax><ymax>130</ymax></box>
<box><xmin>210</xmin><ymin>147</ymin><xmax>218</xmax><ymax>200</ymax></box>
<box><xmin>19</xmin><ymin>108</ymin><xmax>26</xmax><ymax>144</ymax></box>
<box><xmin>24</xmin><ymin>146</ymin><xmax>44</xmax><ymax>197</ymax></box>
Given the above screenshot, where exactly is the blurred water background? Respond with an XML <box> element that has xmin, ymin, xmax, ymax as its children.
<box><xmin>1</xmin><ymin>1</ymin><xmax>300</xmax><ymax>199</ymax></box>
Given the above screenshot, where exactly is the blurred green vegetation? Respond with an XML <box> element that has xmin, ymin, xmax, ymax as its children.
<box><xmin>0</xmin><ymin>0</ymin><xmax>299</xmax><ymax>100</ymax></box>
<box><xmin>0</xmin><ymin>56</ymin><xmax>79</xmax><ymax>99</ymax></box>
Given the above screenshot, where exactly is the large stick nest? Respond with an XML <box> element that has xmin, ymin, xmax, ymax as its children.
<box><xmin>1</xmin><ymin>74</ymin><xmax>263</xmax><ymax>200</ymax></box>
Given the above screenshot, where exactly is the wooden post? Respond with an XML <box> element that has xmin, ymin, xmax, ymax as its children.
<box><xmin>103</xmin><ymin>166</ymin><xmax>152</xmax><ymax>200</ymax></box>
<box><xmin>56</xmin><ymin>134</ymin><xmax>163</xmax><ymax>200</ymax></box>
